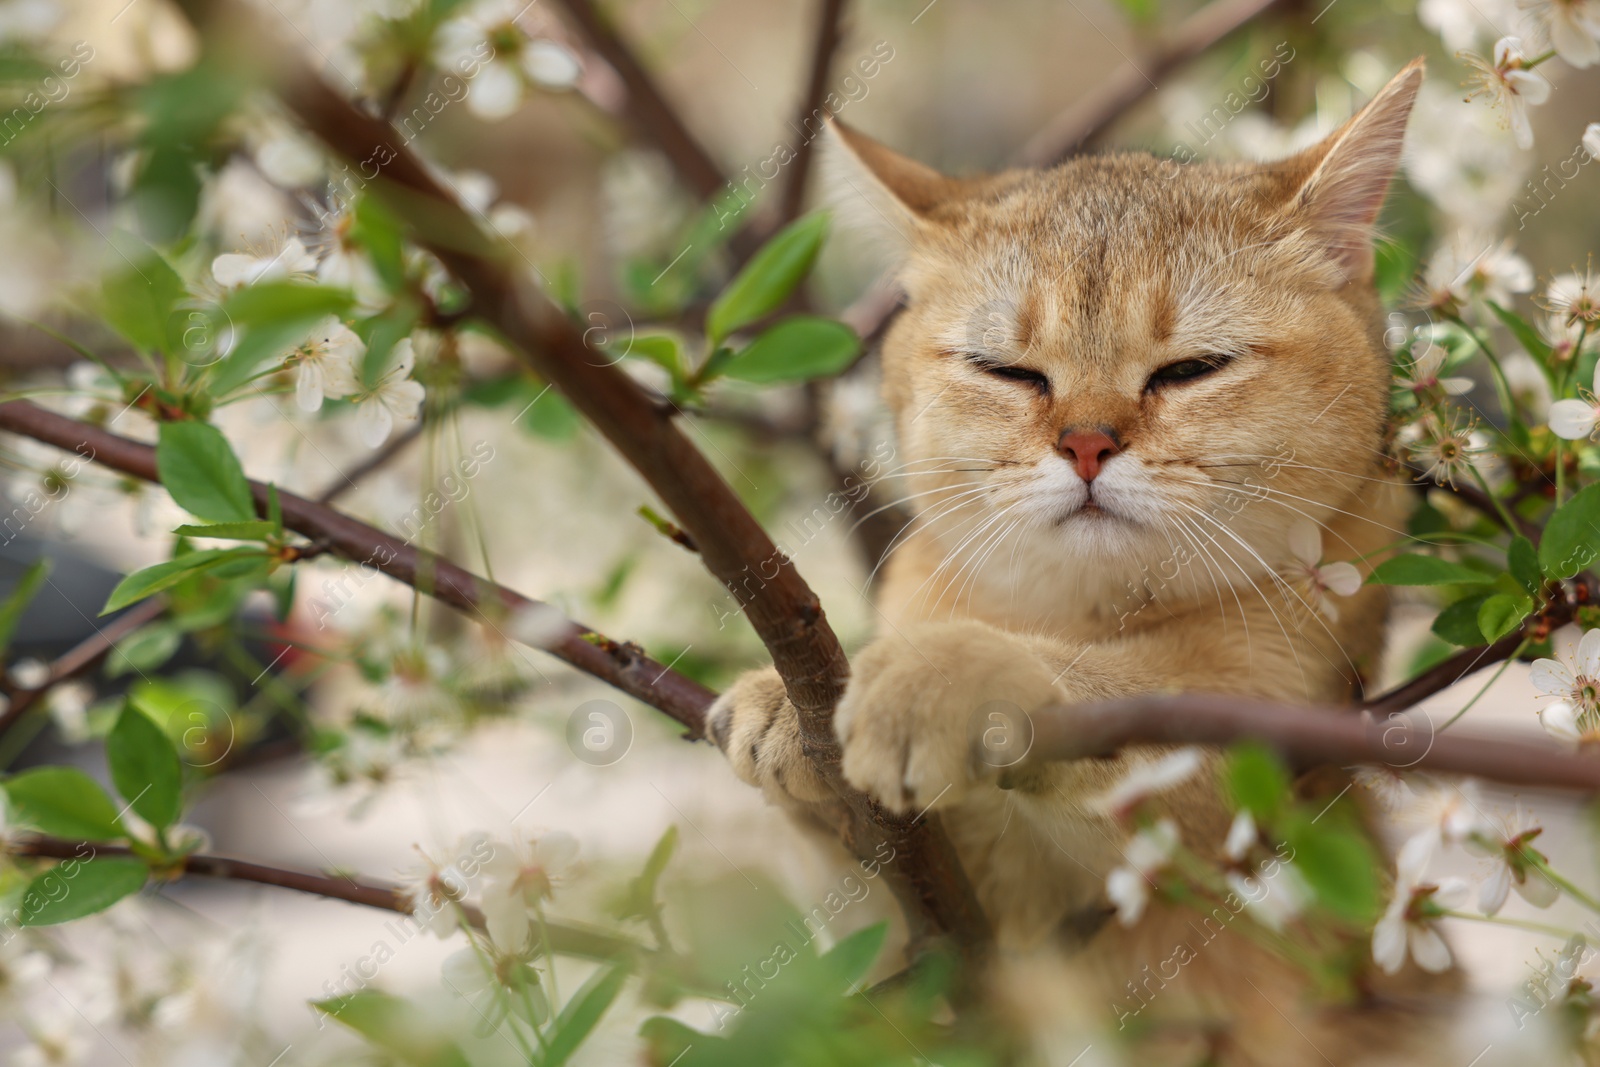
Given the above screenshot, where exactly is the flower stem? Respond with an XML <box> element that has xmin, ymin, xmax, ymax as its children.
<box><xmin>1467</xmin><ymin>462</ymin><xmax>1521</xmax><ymax>533</ymax></box>
<box><xmin>1441</xmin><ymin>909</ymin><xmax>1576</xmax><ymax>938</ymax></box>
<box><xmin>1440</xmin><ymin>639</ymin><xmax>1528</xmax><ymax>729</ymax></box>
<box><xmin>1528</xmin><ymin>855</ymin><xmax>1600</xmax><ymax>913</ymax></box>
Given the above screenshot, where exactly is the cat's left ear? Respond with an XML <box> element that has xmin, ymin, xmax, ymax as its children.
<box><xmin>1276</xmin><ymin>59</ymin><xmax>1423</xmax><ymax>284</ymax></box>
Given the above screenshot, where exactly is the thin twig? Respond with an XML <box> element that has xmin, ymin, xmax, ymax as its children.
<box><xmin>9</xmin><ymin>836</ymin><xmax>657</xmax><ymax>964</ymax></box>
<box><xmin>0</xmin><ymin>596</ymin><xmax>167</xmax><ymax>739</ymax></box>
<box><xmin>1019</xmin><ymin>0</ymin><xmax>1290</xmax><ymax>165</ymax></box>
<box><xmin>0</xmin><ymin>401</ymin><xmax>718</xmax><ymax>736</ymax></box>
<box><xmin>778</xmin><ymin>0</ymin><xmax>850</xmax><ymax>226</ymax></box>
<box><xmin>550</xmin><ymin>0</ymin><xmax>726</xmax><ymax>200</ymax></box>
<box><xmin>316</xmin><ymin>421</ymin><xmax>425</xmax><ymax>504</ymax></box>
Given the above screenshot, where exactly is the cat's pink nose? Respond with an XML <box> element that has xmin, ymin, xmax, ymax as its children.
<box><xmin>1057</xmin><ymin>428</ymin><xmax>1120</xmax><ymax>481</ymax></box>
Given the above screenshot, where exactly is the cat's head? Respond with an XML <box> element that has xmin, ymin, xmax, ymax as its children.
<box><xmin>827</xmin><ymin>62</ymin><xmax>1421</xmax><ymax>613</ymax></box>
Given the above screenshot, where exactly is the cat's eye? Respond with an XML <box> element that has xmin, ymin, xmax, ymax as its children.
<box><xmin>1146</xmin><ymin>356</ymin><xmax>1230</xmax><ymax>391</ymax></box>
<box><xmin>970</xmin><ymin>359</ymin><xmax>1050</xmax><ymax>394</ymax></box>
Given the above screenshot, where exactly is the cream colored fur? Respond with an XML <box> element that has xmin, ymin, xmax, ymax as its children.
<box><xmin>707</xmin><ymin>61</ymin><xmax>1474</xmax><ymax>1064</ymax></box>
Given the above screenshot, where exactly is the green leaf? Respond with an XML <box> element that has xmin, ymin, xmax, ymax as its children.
<box><xmin>102</xmin><ymin>548</ymin><xmax>261</xmax><ymax>613</ymax></box>
<box><xmin>619</xmin><ymin>333</ymin><xmax>686</xmax><ymax>380</ymax></box>
<box><xmin>4</xmin><ymin>767</ymin><xmax>124</xmax><ymax>840</ymax></box>
<box><xmin>720</xmin><ymin>316</ymin><xmax>860</xmax><ymax>384</ymax></box>
<box><xmin>222</xmin><ymin>281</ymin><xmax>352</xmax><ymax>327</ymax></box>
<box><xmin>312</xmin><ymin>991</ymin><xmax>473</xmax><ymax>1067</ymax></box>
<box><xmin>267</xmin><ymin>484</ymin><xmax>283</xmax><ymax>533</ymax></box>
<box><xmin>107</xmin><ymin>703</ymin><xmax>184</xmax><ymax>829</ymax></box>
<box><xmin>1223</xmin><ymin>742</ymin><xmax>1290</xmax><ymax>822</ymax></box>
<box><xmin>1541</xmin><ymin>483</ymin><xmax>1600</xmax><ymax>579</ymax></box>
<box><xmin>706</xmin><ymin>213</ymin><xmax>830</xmax><ymax>344</ymax></box>
<box><xmin>1373</xmin><ymin>237</ymin><xmax>1417</xmax><ymax>309</ymax></box>
<box><xmin>1508</xmin><ymin>535</ymin><xmax>1541</xmax><ymax>595</ymax></box>
<box><xmin>19</xmin><ymin>857</ymin><xmax>148</xmax><ymax>926</ymax></box>
<box><xmin>613</xmin><ymin>825</ymin><xmax>678</xmax><ymax>923</ymax></box>
<box><xmin>519</xmin><ymin>386</ymin><xmax>582</xmax><ymax>440</ymax></box>
<box><xmin>1488</xmin><ymin>301</ymin><xmax>1553</xmax><ymax>363</ymax></box>
<box><xmin>100</xmin><ymin>234</ymin><xmax>187</xmax><ymax>353</ymax></box>
<box><xmin>352</xmin><ymin>195</ymin><xmax>406</xmax><ymax>291</ymax></box>
<box><xmin>542</xmin><ymin>962</ymin><xmax>632</xmax><ymax>1067</ymax></box>
<box><xmin>0</xmin><ymin>557</ymin><xmax>51</xmax><ymax>658</ymax></box>
<box><xmin>1280</xmin><ymin>814</ymin><xmax>1379</xmax><ymax>923</ymax></box>
<box><xmin>156</xmin><ymin>422</ymin><xmax>256</xmax><ymax>522</ymax></box>
<box><xmin>171</xmin><ymin>521</ymin><xmax>276</xmax><ymax>541</ymax></box>
<box><xmin>1478</xmin><ymin>593</ymin><xmax>1532</xmax><ymax>644</ymax></box>
<box><xmin>1367</xmin><ymin>554</ymin><xmax>1489</xmax><ymax>586</ymax></box>
<box><xmin>819</xmin><ymin>921</ymin><xmax>887</xmax><ymax>992</ymax></box>
<box><xmin>106</xmin><ymin>622</ymin><xmax>182</xmax><ymax>677</ymax></box>
<box><xmin>1431</xmin><ymin>593</ymin><xmax>1492</xmax><ymax>646</ymax></box>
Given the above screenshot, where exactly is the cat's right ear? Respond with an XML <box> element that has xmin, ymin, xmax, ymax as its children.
<box><xmin>820</xmin><ymin>122</ymin><xmax>962</xmax><ymax>253</ymax></box>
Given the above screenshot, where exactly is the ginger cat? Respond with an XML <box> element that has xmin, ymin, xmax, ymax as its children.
<box><xmin>708</xmin><ymin>61</ymin><xmax>1473</xmax><ymax>1064</ymax></box>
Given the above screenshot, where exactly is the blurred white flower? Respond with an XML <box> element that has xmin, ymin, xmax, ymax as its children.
<box><xmin>441</xmin><ymin>945</ymin><xmax>549</xmax><ymax>1027</ymax></box>
<box><xmin>342</xmin><ymin>338</ymin><xmax>426</xmax><ymax>447</ymax></box>
<box><xmin>1372</xmin><ymin>832</ymin><xmax>1467</xmax><ymax>974</ymax></box>
<box><xmin>1422</xmin><ymin>233</ymin><xmax>1535</xmax><ymax>310</ymax></box>
<box><xmin>1094</xmin><ymin>748</ymin><xmax>1203</xmax><ymax>819</ymax></box>
<box><xmin>436</xmin><ymin>0</ymin><xmax>582</xmax><ymax>121</ymax></box>
<box><xmin>1285</xmin><ymin>520</ymin><xmax>1363</xmax><ymax>621</ymax></box>
<box><xmin>1502</xmin><ymin>351</ymin><xmax>1553</xmax><ymax>418</ymax></box>
<box><xmin>44</xmin><ymin>683</ymin><xmax>91</xmax><ymax>747</ymax></box>
<box><xmin>0</xmin><ymin>927</ymin><xmax>49</xmax><ymax>1015</ymax></box>
<box><xmin>1547</xmin><ymin>367</ymin><xmax>1600</xmax><ymax>439</ymax></box>
<box><xmin>1226</xmin><ymin>865</ymin><xmax>1307</xmax><ymax>932</ymax></box>
<box><xmin>285</xmin><ymin>315</ymin><xmax>363</xmax><ymax>413</ymax></box>
<box><xmin>399</xmin><ymin>841</ymin><xmax>473</xmax><ymax>937</ymax></box>
<box><xmin>1405</xmin><ymin>84</ymin><xmax>1528</xmax><ymax>228</ymax></box>
<box><xmin>1106</xmin><ymin>818</ymin><xmax>1178</xmax><ymax>926</ymax></box>
<box><xmin>1465</xmin><ymin>807</ymin><xmax>1560</xmax><ymax>914</ymax></box>
<box><xmin>255</xmin><ymin>133</ymin><xmax>324</xmax><ymax>188</ymax></box>
<box><xmin>212</xmin><ymin>234</ymin><xmax>317</xmax><ymax>288</ymax></box>
<box><xmin>1397</xmin><ymin>343</ymin><xmax>1475</xmax><ymax>398</ymax></box>
<box><xmin>1223</xmin><ymin>810</ymin><xmax>1256</xmax><ymax>862</ymax></box>
<box><xmin>315</xmin><ymin>207</ymin><xmax>388</xmax><ymax>309</ymax></box>
<box><xmin>1463</xmin><ymin>37</ymin><xmax>1552</xmax><ymax>149</ymax></box>
<box><xmin>13</xmin><ymin>1008</ymin><xmax>90</xmax><ymax>1067</ymax></box>
<box><xmin>1422</xmin><ymin>0</ymin><xmax>1512</xmax><ymax>48</ymax></box>
<box><xmin>0</xmin><ymin>0</ymin><xmax>60</xmax><ymax>44</ymax></box>
<box><xmin>1518</xmin><ymin>0</ymin><xmax>1600</xmax><ymax>67</ymax></box>
<box><xmin>1545</xmin><ymin>267</ymin><xmax>1600</xmax><ymax>327</ymax></box>
<box><xmin>1586</xmin><ymin>122</ymin><xmax>1600</xmax><ymax>159</ymax></box>
<box><xmin>1530</xmin><ymin>627</ymin><xmax>1600</xmax><ymax>711</ymax></box>
<box><xmin>479</xmin><ymin>830</ymin><xmax>579</xmax><ymax>952</ymax></box>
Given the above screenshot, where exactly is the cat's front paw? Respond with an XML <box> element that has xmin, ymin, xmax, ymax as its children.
<box><xmin>834</xmin><ymin>620</ymin><xmax>1062</xmax><ymax>814</ymax></box>
<box><xmin>705</xmin><ymin>667</ymin><xmax>835</xmax><ymax>807</ymax></box>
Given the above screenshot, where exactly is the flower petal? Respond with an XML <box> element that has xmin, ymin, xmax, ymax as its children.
<box><xmin>1409</xmin><ymin>924</ymin><xmax>1454</xmax><ymax>973</ymax></box>
<box><xmin>1516</xmin><ymin>868</ymin><xmax>1561</xmax><ymax>908</ymax></box>
<box><xmin>1318</xmin><ymin>561</ymin><xmax>1363</xmax><ymax>597</ymax></box>
<box><xmin>1223</xmin><ymin>810</ymin><xmax>1256</xmax><ymax>862</ymax></box>
<box><xmin>1540</xmin><ymin>701</ymin><xmax>1582</xmax><ymax>744</ymax></box>
<box><xmin>1478</xmin><ymin>864</ymin><xmax>1510</xmax><ymax>915</ymax></box>
<box><xmin>469</xmin><ymin>61</ymin><xmax>524</xmax><ymax>120</ymax></box>
<box><xmin>357</xmin><ymin>396</ymin><xmax>395</xmax><ymax>447</ymax></box>
<box><xmin>1549</xmin><ymin>399</ymin><xmax>1599</xmax><ymax>440</ymax></box>
<box><xmin>1287</xmin><ymin>520</ymin><xmax>1322</xmax><ymax>567</ymax></box>
<box><xmin>1576</xmin><ymin>628</ymin><xmax>1600</xmax><ymax>678</ymax></box>
<box><xmin>295</xmin><ymin>363</ymin><xmax>324</xmax><ymax>413</ymax></box>
<box><xmin>1529</xmin><ymin>657</ymin><xmax>1577</xmax><ymax>697</ymax></box>
<box><xmin>1372</xmin><ymin>915</ymin><xmax>1407</xmax><ymax>974</ymax></box>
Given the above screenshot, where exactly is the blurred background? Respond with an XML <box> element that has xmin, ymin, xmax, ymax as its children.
<box><xmin>0</xmin><ymin>0</ymin><xmax>1598</xmax><ymax>1063</ymax></box>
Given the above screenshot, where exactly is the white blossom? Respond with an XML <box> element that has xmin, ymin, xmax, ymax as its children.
<box><xmin>1285</xmin><ymin>520</ymin><xmax>1363</xmax><ymax>621</ymax></box>
<box><xmin>342</xmin><ymin>337</ymin><xmax>426</xmax><ymax>447</ymax></box>
<box><xmin>1372</xmin><ymin>832</ymin><xmax>1467</xmax><ymax>974</ymax></box>
<box><xmin>1397</xmin><ymin>343</ymin><xmax>1475</xmax><ymax>398</ymax></box>
<box><xmin>284</xmin><ymin>315</ymin><xmax>363</xmax><ymax>413</ymax></box>
<box><xmin>1094</xmin><ymin>748</ymin><xmax>1204</xmax><ymax>819</ymax></box>
<box><xmin>1463</xmin><ymin>38</ymin><xmax>1552</xmax><ymax>149</ymax></box>
<box><xmin>441</xmin><ymin>946</ymin><xmax>549</xmax><ymax>1028</ymax></box>
<box><xmin>1518</xmin><ymin>0</ymin><xmax>1600</xmax><ymax>67</ymax></box>
<box><xmin>1223</xmin><ymin>810</ymin><xmax>1256</xmax><ymax>862</ymax></box>
<box><xmin>398</xmin><ymin>841</ymin><xmax>473</xmax><ymax>937</ymax></box>
<box><xmin>211</xmin><ymin>234</ymin><xmax>317</xmax><ymax>289</ymax></box>
<box><xmin>1539</xmin><ymin>700</ymin><xmax>1587</xmax><ymax>745</ymax></box>
<box><xmin>1422</xmin><ymin>233</ymin><xmax>1535</xmax><ymax>310</ymax></box>
<box><xmin>478</xmin><ymin>831</ymin><xmax>580</xmax><ymax>953</ymax></box>
<box><xmin>1464</xmin><ymin>808</ymin><xmax>1560</xmax><ymax>914</ymax></box>
<box><xmin>1586</xmin><ymin>122</ymin><xmax>1600</xmax><ymax>159</ymax></box>
<box><xmin>1530</xmin><ymin>627</ymin><xmax>1600</xmax><ymax>713</ymax></box>
<box><xmin>436</xmin><ymin>0</ymin><xmax>582</xmax><ymax>121</ymax></box>
<box><xmin>1106</xmin><ymin>818</ymin><xmax>1178</xmax><ymax>926</ymax></box>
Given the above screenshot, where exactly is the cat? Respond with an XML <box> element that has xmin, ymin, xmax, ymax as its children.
<box><xmin>707</xmin><ymin>59</ymin><xmax>1479</xmax><ymax>1065</ymax></box>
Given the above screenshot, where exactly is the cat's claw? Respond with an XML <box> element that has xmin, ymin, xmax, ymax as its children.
<box><xmin>835</xmin><ymin>620</ymin><xmax>1064</xmax><ymax>815</ymax></box>
<box><xmin>705</xmin><ymin>667</ymin><xmax>835</xmax><ymax>806</ymax></box>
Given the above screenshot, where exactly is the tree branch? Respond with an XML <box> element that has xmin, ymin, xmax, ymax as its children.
<box><xmin>0</xmin><ymin>401</ymin><xmax>717</xmax><ymax>737</ymax></box>
<box><xmin>9</xmin><ymin>836</ymin><xmax>657</xmax><ymax>965</ymax></box>
<box><xmin>1024</xmin><ymin>693</ymin><xmax>1600</xmax><ymax>793</ymax></box>
<box><xmin>778</xmin><ymin>0</ymin><xmax>850</xmax><ymax>226</ymax></box>
<box><xmin>1019</xmin><ymin>0</ymin><xmax>1290</xmax><ymax>166</ymax></box>
<box><xmin>551</xmin><ymin>0</ymin><xmax>727</xmax><ymax>201</ymax></box>
<box><xmin>0</xmin><ymin>595</ymin><xmax>167</xmax><ymax>739</ymax></box>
